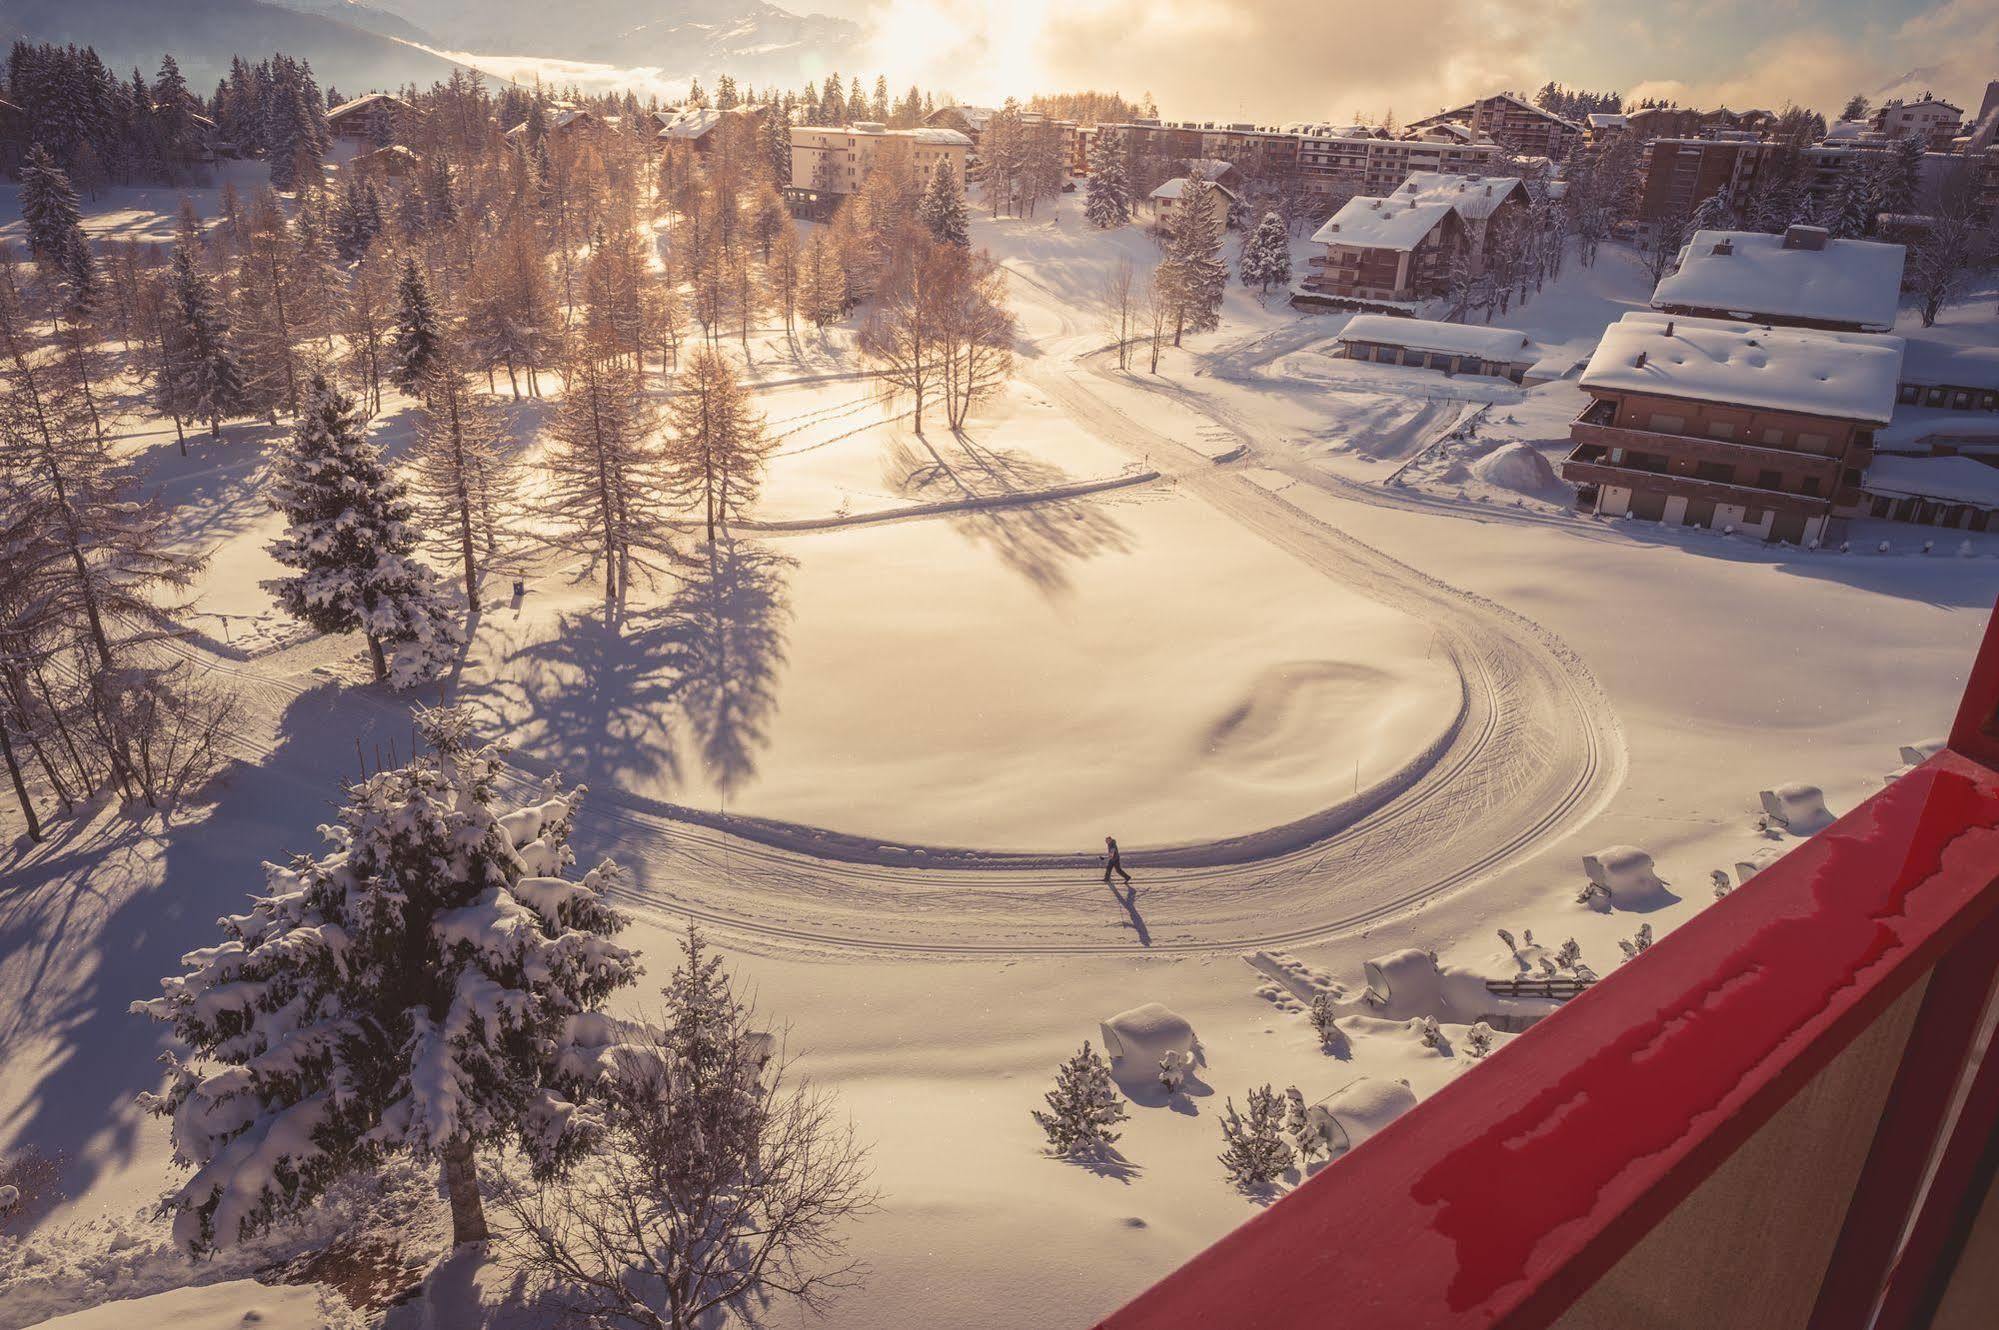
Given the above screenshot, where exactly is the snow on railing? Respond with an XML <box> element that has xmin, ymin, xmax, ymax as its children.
<box><xmin>1095</xmin><ymin>597</ymin><xmax>1999</xmax><ymax>1330</ymax></box>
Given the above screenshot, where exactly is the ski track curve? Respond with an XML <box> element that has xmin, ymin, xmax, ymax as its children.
<box><xmin>157</xmin><ymin>260</ymin><xmax>1625</xmax><ymax>959</ymax></box>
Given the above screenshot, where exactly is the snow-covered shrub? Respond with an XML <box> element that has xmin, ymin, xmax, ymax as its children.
<box><xmin>1032</xmin><ymin>1043</ymin><xmax>1129</xmax><ymax>1159</ymax></box>
<box><xmin>132</xmin><ymin>706</ymin><xmax>640</xmax><ymax>1254</ymax></box>
<box><xmin>1618</xmin><ymin>923</ymin><xmax>1655</xmax><ymax>963</ymax></box>
<box><xmin>1465</xmin><ymin>1022</ymin><xmax>1496</xmax><ymax>1059</ymax></box>
<box><xmin>1217</xmin><ymin>1085</ymin><xmax>1293</xmax><ymax>1191</ymax></box>
<box><xmin>1157</xmin><ymin>1050</ymin><xmax>1188</xmax><ymax>1096</ymax></box>
<box><xmin>1308</xmin><ymin>992</ymin><xmax>1344</xmax><ymax>1051</ymax></box>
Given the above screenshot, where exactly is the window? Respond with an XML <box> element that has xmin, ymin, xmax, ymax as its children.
<box><xmin>1744</xmin><ymin>506</ymin><xmax>1766</xmax><ymax>524</ymax></box>
<box><xmin>1763</xmin><ymin>428</ymin><xmax>1785</xmax><ymax>446</ymax></box>
<box><xmin>1799</xmin><ymin>433</ymin><xmax>1831</xmax><ymax>454</ymax></box>
<box><xmin>1695</xmin><ymin>461</ymin><xmax>1734</xmax><ymax>482</ymax></box>
<box><xmin>1757</xmin><ymin>469</ymin><xmax>1783</xmax><ymax>489</ymax></box>
<box><xmin>1802</xmin><ymin>477</ymin><xmax>1821</xmax><ymax>496</ymax></box>
<box><xmin>1650</xmin><ymin>413</ymin><xmax>1686</xmax><ymax>434</ymax></box>
<box><xmin>1709</xmin><ymin>422</ymin><xmax>1738</xmax><ymax>440</ymax></box>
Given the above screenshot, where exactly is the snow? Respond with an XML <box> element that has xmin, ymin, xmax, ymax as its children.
<box><xmin>1759</xmin><ymin>783</ymin><xmax>1833</xmax><ymax>833</ymax></box>
<box><xmin>1307</xmin><ymin>1076</ymin><xmax>1418</xmax><ymax>1154</ymax></box>
<box><xmin>1650</xmin><ymin>229</ymin><xmax>1907</xmax><ymax>333</ymax></box>
<box><xmin>1861</xmin><ymin>455</ymin><xmax>1999</xmax><ymax>509</ymax></box>
<box><xmin>31</xmin><ymin>1279</ymin><xmax>355</xmax><ymax>1330</ymax></box>
<box><xmin>1898</xmin><ymin>339</ymin><xmax>1999</xmax><ymax>390</ymax></box>
<box><xmin>1312</xmin><ymin>198</ymin><xmax>1454</xmax><ymax>250</ymax></box>
<box><xmin>1337</xmin><ymin>315</ymin><xmax>1537</xmax><ymax>363</ymax></box>
<box><xmin>1099</xmin><ymin>1004</ymin><xmax>1200</xmax><ymax>1074</ymax></box>
<box><xmin>1471</xmin><ymin>441</ymin><xmax>1565</xmax><ymax>497</ymax></box>
<box><xmin>1581</xmin><ymin>312</ymin><xmax>1905</xmax><ymax>425</ymax></box>
<box><xmin>1582</xmin><ymin>846</ymin><xmax>1671</xmax><ymax>907</ymax></box>
<box><xmin>1148</xmin><ymin>178</ymin><xmax>1239</xmax><ymax>203</ymax></box>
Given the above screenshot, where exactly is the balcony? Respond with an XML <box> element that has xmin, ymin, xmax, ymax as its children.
<box><xmin>1096</xmin><ymin>601</ymin><xmax>1999</xmax><ymax>1330</ymax></box>
<box><xmin>1571</xmin><ymin>399</ymin><xmax>1847</xmax><ymax>487</ymax></box>
<box><xmin>1563</xmin><ymin>443</ymin><xmax>1829</xmax><ymax>516</ymax></box>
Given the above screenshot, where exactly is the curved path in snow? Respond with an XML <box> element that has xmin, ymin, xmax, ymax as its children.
<box><xmin>168</xmin><ymin>253</ymin><xmax>1625</xmax><ymax>957</ymax></box>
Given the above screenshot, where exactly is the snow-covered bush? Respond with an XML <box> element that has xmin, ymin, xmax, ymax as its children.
<box><xmin>132</xmin><ymin>706</ymin><xmax>641</xmax><ymax>1253</ymax></box>
<box><xmin>1217</xmin><ymin>1084</ymin><xmax>1293</xmax><ymax>1191</ymax></box>
<box><xmin>1032</xmin><ymin>1043</ymin><xmax>1129</xmax><ymax>1159</ymax></box>
<box><xmin>1157</xmin><ymin>1050</ymin><xmax>1188</xmax><ymax>1095</ymax></box>
<box><xmin>1308</xmin><ymin>991</ymin><xmax>1343</xmax><ymax>1051</ymax></box>
<box><xmin>1465</xmin><ymin>1022</ymin><xmax>1496</xmax><ymax>1058</ymax></box>
<box><xmin>1618</xmin><ymin>923</ymin><xmax>1655</xmax><ymax>963</ymax></box>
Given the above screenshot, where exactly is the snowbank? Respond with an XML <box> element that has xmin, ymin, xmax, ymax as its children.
<box><xmin>1470</xmin><ymin>442</ymin><xmax>1565</xmax><ymax>497</ymax></box>
<box><xmin>1735</xmin><ymin>845</ymin><xmax>1788</xmax><ymax>883</ymax></box>
<box><xmin>1759</xmin><ymin>783</ymin><xmax>1833</xmax><ymax>833</ymax></box>
<box><xmin>1582</xmin><ymin>845</ymin><xmax>1671</xmax><ymax>907</ymax></box>
<box><xmin>1099</xmin><ymin>1004</ymin><xmax>1199</xmax><ymax>1071</ymax></box>
<box><xmin>1305</xmin><ymin>1077</ymin><xmax>1419</xmax><ymax>1156</ymax></box>
<box><xmin>1361</xmin><ymin>949</ymin><xmax>1441</xmax><ymax>1011</ymax></box>
<box><xmin>32</xmin><ymin>1281</ymin><xmax>357</xmax><ymax>1330</ymax></box>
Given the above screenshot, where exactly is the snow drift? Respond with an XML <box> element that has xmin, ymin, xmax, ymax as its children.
<box><xmin>1582</xmin><ymin>845</ymin><xmax>1671</xmax><ymax>908</ymax></box>
<box><xmin>1470</xmin><ymin>442</ymin><xmax>1566</xmax><ymax>497</ymax></box>
<box><xmin>1304</xmin><ymin>1077</ymin><xmax>1419</xmax><ymax>1157</ymax></box>
<box><xmin>1759</xmin><ymin>783</ymin><xmax>1833</xmax><ymax>833</ymax></box>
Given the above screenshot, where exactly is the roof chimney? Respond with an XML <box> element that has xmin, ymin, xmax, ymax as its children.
<box><xmin>1664</xmin><ymin>320</ymin><xmax>1675</xmax><ymax>336</ymax></box>
<box><xmin>1634</xmin><ymin>350</ymin><xmax>1648</xmax><ymax>368</ymax></box>
<box><xmin>1783</xmin><ymin>223</ymin><xmax>1830</xmax><ymax>251</ymax></box>
<box><xmin>1711</xmin><ymin>239</ymin><xmax>1733</xmax><ymax>256</ymax></box>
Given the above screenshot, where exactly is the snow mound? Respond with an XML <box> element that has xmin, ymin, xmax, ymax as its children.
<box><xmin>1735</xmin><ymin>845</ymin><xmax>1788</xmax><ymax>883</ymax></box>
<box><xmin>1099</xmin><ymin>1003</ymin><xmax>1199</xmax><ymax>1070</ymax></box>
<box><xmin>32</xmin><ymin>1280</ymin><xmax>358</xmax><ymax>1330</ymax></box>
<box><xmin>1305</xmin><ymin>1077</ymin><xmax>1419</xmax><ymax>1156</ymax></box>
<box><xmin>1759</xmin><ymin>783</ymin><xmax>1833</xmax><ymax>833</ymax></box>
<box><xmin>1583</xmin><ymin>846</ymin><xmax>1671</xmax><ymax>907</ymax></box>
<box><xmin>1470</xmin><ymin>442</ymin><xmax>1564</xmax><ymax>496</ymax></box>
<box><xmin>1361</xmin><ymin>949</ymin><xmax>1441</xmax><ymax>1012</ymax></box>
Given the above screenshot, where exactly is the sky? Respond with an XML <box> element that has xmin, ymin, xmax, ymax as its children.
<box><xmin>811</xmin><ymin>0</ymin><xmax>1998</xmax><ymax>124</ymax></box>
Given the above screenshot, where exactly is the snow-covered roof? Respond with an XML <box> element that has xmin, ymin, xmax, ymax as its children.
<box><xmin>1899</xmin><ymin>340</ymin><xmax>1999</xmax><ymax>390</ymax></box>
<box><xmin>1313</xmin><ymin>198</ymin><xmax>1454</xmax><ymax>249</ymax></box>
<box><xmin>1587</xmin><ymin>113</ymin><xmax>1627</xmax><ymax>129</ymax></box>
<box><xmin>1150</xmin><ymin>176</ymin><xmax>1240</xmax><ymax>202</ymax></box>
<box><xmin>1183</xmin><ymin>157</ymin><xmax>1237</xmax><ymax>177</ymax></box>
<box><xmin>1651</xmin><ymin>228</ymin><xmax>1907</xmax><ymax>332</ymax></box>
<box><xmin>328</xmin><ymin>93</ymin><xmax>410</xmax><ymax>120</ymax></box>
<box><xmin>655</xmin><ymin>107</ymin><xmax>729</xmax><ymax>139</ymax></box>
<box><xmin>1580</xmin><ymin>312</ymin><xmax>1905</xmax><ymax>424</ymax></box>
<box><xmin>1862</xmin><ymin>455</ymin><xmax>1999</xmax><ymax>508</ymax></box>
<box><xmin>1338</xmin><ymin>315</ymin><xmax>1538</xmax><ymax>362</ymax></box>
<box><xmin>1312</xmin><ymin>172</ymin><xmax>1524</xmax><ymax>249</ymax></box>
<box><xmin>901</xmin><ymin>126</ymin><xmax>972</xmax><ymax>146</ymax></box>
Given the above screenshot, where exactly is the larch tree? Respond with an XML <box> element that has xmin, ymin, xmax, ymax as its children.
<box><xmin>342</xmin><ymin>247</ymin><xmax>394</xmax><ymax>413</ymax></box>
<box><xmin>937</xmin><ymin>247</ymin><xmax>1016</xmax><ymax>431</ymax></box>
<box><xmin>135</xmin><ymin>706</ymin><xmax>642</xmax><ymax>1253</ymax></box>
<box><xmin>543</xmin><ymin>350</ymin><xmax>671</xmax><ymax>610</ymax></box>
<box><xmin>918</xmin><ymin>160</ymin><xmax>970</xmax><ymax>248</ymax></box>
<box><xmin>763</xmin><ymin>221</ymin><xmax>801</xmax><ymax>339</ymax></box>
<box><xmin>858</xmin><ymin>237</ymin><xmax>947</xmax><ymax>433</ymax></box>
<box><xmin>464</xmin><ymin>213</ymin><xmax>558</xmax><ymax>398</ymax></box>
<box><xmin>265</xmin><ymin>372</ymin><xmax>463</xmax><ymax>686</ymax></box>
<box><xmin>1102</xmin><ymin>257</ymin><xmax>1136</xmax><ymax>370</ymax></box>
<box><xmin>664</xmin><ymin>346</ymin><xmax>772</xmax><ymax>547</ymax></box>
<box><xmin>409</xmin><ymin>349</ymin><xmax>515</xmax><ymax>611</ymax></box>
<box><xmin>1085</xmin><ymin>128</ymin><xmax>1133</xmax><ymax>229</ymax></box>
<box><xmin>235</xmin><ymin>187</ymin><xmax>311</xmax><ymax>418</ymax></box>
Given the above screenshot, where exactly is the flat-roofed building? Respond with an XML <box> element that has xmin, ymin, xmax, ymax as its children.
<box><xmin>1335</xmin><ymin>315</ymin><xmax>1541</xmax><ymax>382</ymax></box>
<box><xmin>1635</xmin><ymin>137</ymin><xmax>1784</xmax><ymax>224</ymax></box>
<box><xmin>1651</xmin><ymin>226</ymin><xmax>1907</xmax><ymax>333</ymax></box>
<box><xmin>791</xmin><ymin>122</ymin><xmax>971</xmax><ymax>196</ymax></box>
<box><xmin>1563</xmin><ymin>311</ymin><xmax>1903</xmax><ymax>544</ymax></box>
<box><xmin>1872</xmin><ymin>94</ymin><xmax>1963</xmax><ymax>149</ymax></box>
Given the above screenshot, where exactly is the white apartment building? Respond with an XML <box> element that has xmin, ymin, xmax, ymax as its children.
<box><xmin>791</xmin><ymin>123</ymin><xmax>972</xmax><ymax>196</ymax></box>
<box><xmin>1290</xmin><ymin>127</ymin><xmax>1505</xmax><ymax>199</ymax></box>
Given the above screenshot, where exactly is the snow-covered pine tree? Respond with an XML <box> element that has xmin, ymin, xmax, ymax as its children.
<box><xmin>19</xmin><ymin>146</ymin><xmax>86</xmax><ymax>273</ymax></box>
<box><xmin>156</xmin><ymin>246</ymin><xmax>249</xmax><ymax>441</ymax></box>
<box><xmin>1465</xmin><ymin>1022</ymin><xmax>1496</xmax><ymax>1058</ymax></box>
<box><xmin>1238</xmin><ymin>210</ymin><xmax>1292</xmax><ymax>296</ymax></box>
<box><xmin>1308</xmin><ymin>991</ymin><xmax>1343</xmax><ymax>1050</ymax></box>
<box><xmin>1217</xmin><ymin>1084</ymin><xmax>1294</xmax><ymax>1190</ymax></box>
<box><xmin>918</xmin><ymin>160</ymin><xmax>970</xmax><ymax>248</ymax></box>
<box><xmin>1687</xmin><ymin>189</ymin><xmax>1734</xmax><ymax>235</ymax></box>
<box><xmin>1084</xmin><ymin>128</ymin><xmax>1132</xmax><ymax>229</ymax></box>
<box><xmin>1162</xmin><ymin>174</ymin><xmax>1228</xmax><ymax>343</ymax></box>
<box><xmin>390</xmin><ymin>258</ymin><xmax>445</xmax><ymax>396</ymax></box>
<box><xmin>761</xmin><ymin>103</ymin><xmax>792</xmax><ymax>184</ymax></box>
<box><xmin>134</xmin><ymin>705</ymin><xmax>641</xmax><ymax>1253</ymax></box>
<box><xmin>265</xmin><ymin>372</ymin><xmax>463</xmax><ymax>685</ymax></box>
<box><xmin>1825</xmin><ymin>167</ymin><xmax>1875</xmax><ymax>240</ymax></box>
<box><xmin>1877</xmin><ymin>133</ymin><xmax>1926</xmax><ymax>218</ymax></box>
<box><xmin>1031</xmin><ymin>1042</ymin><xmax>1129</xmax><ymax>1158</ymax></box>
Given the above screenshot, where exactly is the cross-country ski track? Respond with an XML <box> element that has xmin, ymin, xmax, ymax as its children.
<box><xmin>151</xmin><ymin>259</ymin><xmax>1626</xmax><ymax>959</ymax></box>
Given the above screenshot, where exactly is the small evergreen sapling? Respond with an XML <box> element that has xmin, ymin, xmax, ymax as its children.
<box><xmin>1309</xmin><ymin>991</ymin><xmax>1343</xmax><ymax>1051</ymax></box>
<box><xmin>1157</xmin><ymin>1049</ymin><xmax>1187</xmax><ymax>1096</ymax></box>
<box><xmin>1465</xmin><ymin>1022</ymin><xmax>1496</xmax><ymax>1058</ymax></box>
<box><xmin>1617</xmin><ymin>922</ymin><xmax>1655</xmax><ymax>963</ymax></box>
<box><xmin>1031</xmin><ymin>1042</ymin><xmax>1129</xmax><ymax>1158</ymax></box>
<box><xmin>1217</xmin><ymin>1084</ymin><xmax>1293</xmax><ymax>1190</ymax></box>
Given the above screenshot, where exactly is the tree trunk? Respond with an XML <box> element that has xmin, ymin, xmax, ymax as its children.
<box><xmin>366</xmin><ymin>633</ymin><xmax>388</xmax><ymax>681</ymax></box>
<box><xmin>0</xmin><ymin>721</ymin><xmax>42</xmax><ymax>843</ymax></box>
<box><xmin>441</xmin><ymin>1137</ymin><xmax>490</xmax><ymax>1244</ymax></box>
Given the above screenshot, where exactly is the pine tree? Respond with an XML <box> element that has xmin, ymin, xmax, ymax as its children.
<box><xmin>1238</xmin><ymin>210</ymin><xmax>1292</xmax><ymax>295</ymax></box>
<box><xmin>1687</xmin><ymin>189</ymin><xmax>1734</xmax><ymax>235</ymax></box>
<box><xmin>135</xmin><ymin>706</ymin><xmax>641</xmax><ymax>1253</ymax></box>
<box><xmin>1217</xmin><ymin>1084</ymin><xmax>1294</xmax><ymax>1190</ymax></box>
<box><xmin>1085</xmin><ymin>128</ymin><xmax>1133</xmax><ymax>230</ymax></box>
<box><xmin>390</xmin><ymin>257</ymin><xmax>444</xmax><ymax>395</ymax></box>
<box><xmin>1309</xmin><ymin>991</ymin><xmax>1342</xmax><ymax>1049</ymax></box>
<box><xmin>761</xmin><ymin>104</ymin><xmax>793</xmax><ymax>184</ymax></box>
<box><xmin>918</xmin><ymin>160</ymin><xmax>970</xmax><ymax>247</ymax></box>
<box><xmin>264</xmin><ymin>372</ymin><xmax>462</xmax><ymax>685</ymax></box>
<box><xmin>1161</xmin><ymin>175</ymin><xmax>1227</xmax><ymax>343</ymax></box>
<box><xmin>156</xmin><ymin>246</ymin><xmax>248</xmax><ymax>440</ymax></box>
<box><xmin>1031</xmin><ymin>1042</ymin><xmax>1128</xmax><ymax>1158</ymax></box>
<box><xmin>19</xmin><ymin>145</ymin><xmax>86</xmax><ymax>272</ymax></box>
<box><xmin>1825</xmin><ymin>168</ymin><xmax>1875</xmax><ymax>240</ymax></box>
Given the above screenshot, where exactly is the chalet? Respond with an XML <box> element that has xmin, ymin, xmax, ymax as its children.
<box><xmin>654</xmin><ymin>104</ymin><xmax>764</xmax><ymax>155</ymax></box>
<box><xmin>348</xmin><ymin>143</ymin><xmax>420</xmax><ymax>180</ymax></box>
<box><xmin>790</xmin><ymin>123</ymin><xmax>971</xmax><ymax>197</ymax></box>
<box><xmin>505</xmin><ymin>108</ymin><xmax>617</xmax><ymax>148</ymax></box>
<box><xmin>1409</xmin><ymin>93</ymin><xmax>1582</xmax><ymax>160</ymax></box>
<box><xmin>1335</xmin><ymin>316</ymin><xmax>1541</xmax><ymax>382</ymax></box>
<box><xmin>1563</xmin><ymin>312</ymin><xmax>1903</xmax><ymax>545</ymax></box>
<box><xmin>327</xmin><ymin>93</ymin><xmax>416</xmax><ymax>146</ymax></box>
<box><xmin>1650</xmin><ymin>226</ymin><xmax>1906</xmax><ymax>333</ymax></box>
<box><xmin>1872</xmin><ymin>94</ymin><xmax>1962</xmax><ymax>149</ymax></box>
<box><xmin>1302</xmin><ymin>172</ymin><xmax>1528</xmax><ymax>306</ymax></box>
<box><xmin>1145</xmin><ymin>177</ymin><xmax>1237</xmax><ymax>231</ymax></box>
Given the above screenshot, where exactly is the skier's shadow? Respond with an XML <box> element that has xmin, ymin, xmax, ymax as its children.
<box><xmin>1109</xmin><ymin>879</ymin><xmax>1150</xmax><ymax>947</ymax></box>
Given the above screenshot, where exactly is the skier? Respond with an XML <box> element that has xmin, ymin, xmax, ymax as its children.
<box><xmin>1102</xmin><ymin>836</ymin><xmax>1131</xmax><ymax>887</ymax></box>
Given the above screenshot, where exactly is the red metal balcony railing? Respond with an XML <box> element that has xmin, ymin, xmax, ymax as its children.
<box><xmin>1096</xmin><ymin>597</ymin><xmax>1999</xmax><ymax>1330</ymax></box>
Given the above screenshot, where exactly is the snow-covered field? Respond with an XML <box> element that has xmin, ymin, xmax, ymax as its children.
<box><xmin>3</xmin><ymin>181</ymin><xmax>1997</xmax><ymax>1330</ymax></box>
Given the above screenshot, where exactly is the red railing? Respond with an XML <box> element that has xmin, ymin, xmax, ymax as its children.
<box><xmin>1096</xmin><ymin>598</ymin><xmax>1999</xmax><ymax>1330</ymax></box>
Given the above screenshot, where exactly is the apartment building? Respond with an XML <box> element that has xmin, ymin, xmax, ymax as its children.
<box><xmin>1634</xmin><ymin>136</ymin><xmax>1784</xmax><ymax>223</ymax></box>
<box><xmin>1872</xmin><ymin>94</ymin><xmax>1963</xmax><ymax>149</ymax></box>
<box><xmin>1301</xmin><ymin>172</ymin><xmax>1528</xmax><ymax>305</ymax></box>
<box><xmin>1291</xmin><ymin>126</ymin><xmax>1504</xmax><ymax>199</ymax></box>
<box><xmin>790</xmin><ymin>122</ymin><xmax>972</xmax><ymax>196</ymax></box>
<box><xmin>1651</xmin><ymin>225</ymin><xmax>1906</xmax><ymax>332</ymax></box>
<box><xmin>925</xmin><ymin>105</ymin><xmax>1080</xmax><ymax>176</ymax></box>
<box><xmin>1409</xmin><ymin>93</ymin><xmax>1583</xmax><ymax>160</ymax></box>
<box><xmin>327</xmin><ymin>93</ymin><xmax>416</xmax><ymax>146</ymax></box>
<box><xmin>1563</xmin><ymin>312</ymin><xmax>1902</xmax><ymax>545</ymax></box>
